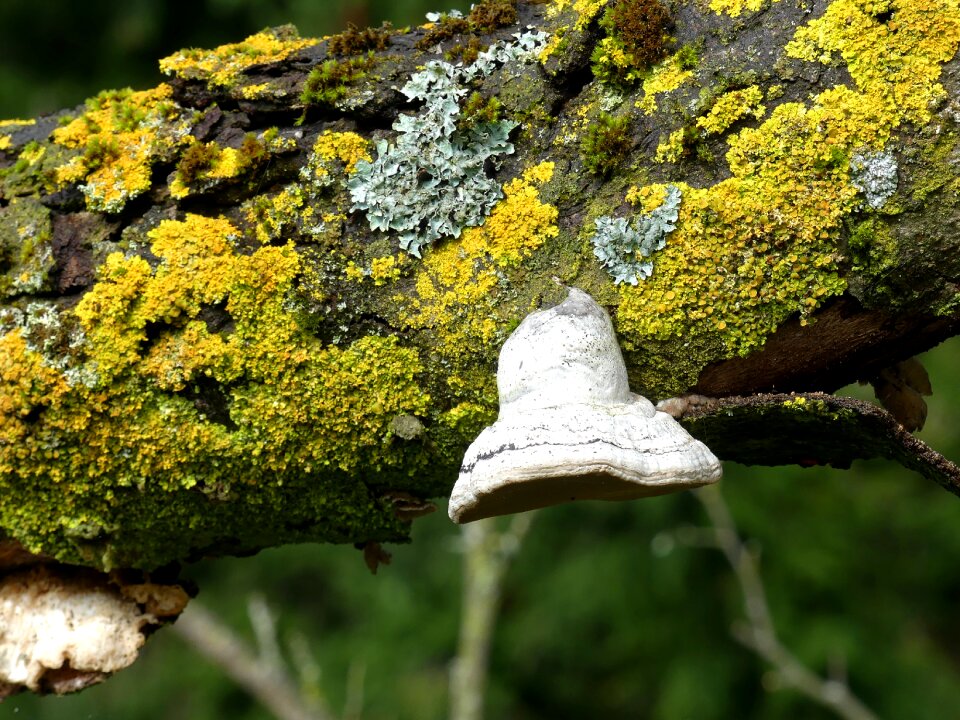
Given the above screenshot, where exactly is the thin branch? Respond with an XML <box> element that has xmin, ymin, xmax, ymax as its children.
<box><xmin>172</xmin><ymin>600</ymin><xmax>335</xmax><ymax>720</ymax></box>
<box><xmin>691</xmin><ymin>484</ymin><xmax>879</xmax><ymax>720</ymax></box>
<box><xmin>449</xmin><ymin>512</ymin><xmax>535</xmax><ymax>720</ymax></box>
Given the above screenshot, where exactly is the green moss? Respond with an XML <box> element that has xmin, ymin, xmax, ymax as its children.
<box><xmin>467</xmin><ymin>0</ymin><xmax>518</xmax><ymax>32</ymax></box>
<box><xmin>591</xmin><ymin>0</ymin><xmax>672</xmax><ymax>86</ymax></box>
<box><xmin>0</xmin><ymin>198</ymin><xmax>54</xmax><ymax>298</ymax></box>
<box><xmin>582</xmin><ymin>113</ymin><xmax>633</xmax><ymax>176</ymax></box>
<box><xmin>458</xmin><ymin>92</ymin><xmax>503</xmax><ymax>132</ymax></box>
<box><xmin>674</xmin><ymin>43</ymin><xmax>700</xmax><ymax>71</ymax></box>
<box><xmin>445</xmin><ymin>36</ymin><xmax>485</xmax><ymax>65</ymax></box>
<box><xmin>300</xmin><ymin>53</ymin><xmax>376</xmax><ymax>107</ymax></box>
<box><xmin>416</xmin><ymin>15</ymin><xmax>471</xmax><ymax>50</ymax></box>
<box><xmin>327</xmin><ymin>22</ymin><xmax>392</xmax><ymax>56</ymax></box>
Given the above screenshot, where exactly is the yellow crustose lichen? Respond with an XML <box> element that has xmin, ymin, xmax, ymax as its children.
<box><xmin>548</xmin><ymin>0</ymin><xmax>610</xmax><ymax>30</ymax></box>
<box><xmin>635</xmin><ymin>51</ymin><xmax>695</xmax><ymax>115</ymax></box>
<box><xmin>245</xmin><ymin>131</ymin><xmax>370</xmax><ymax>243</ymax></box>
<box><xmin>159</xmin><ymin>27</ymin><xmax>317</xmax><ymax>89</ymax></box>
<box><xmin>400</xmin><ymin>162</ymin><xmax>559</xmax><ymax>364</ymax></box>
<box><xmin>696</xmin><ymin>86</ymin><xmax>766</xmax><ymax>136</ymax></box>
<box><xmin>709</xmin><ymin>0</ymin><xmax>782</xmax><ymax>16</ymax></box>
<box><xmin>617</xmin><ymin>0</ymin><xmax>960</xmax><ymax>356</ymax></box>
<box><xmin>52</xmin><ymin>85</ymin><xmax>194</xmax><ymax>213</ymax></box>
<box><xmin>1</xmin><ymin>212</ymin><xmax>429</xmax><ymax>565</ymax></box>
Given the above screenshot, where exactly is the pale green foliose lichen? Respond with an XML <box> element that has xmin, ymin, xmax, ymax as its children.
<box><xmin>591</xmin><ymin>184</ymin><xmax>681</xmax><ymax>285</ymax></box>
<box><xmin>347</xmin><ymin>31</ymin><xmax>549</xmax><ymax>257</ymax></box>
<box><xmin>850</xmin><ymin>149</ymin><xmax>898</xmax><ymax>209</ymax></box>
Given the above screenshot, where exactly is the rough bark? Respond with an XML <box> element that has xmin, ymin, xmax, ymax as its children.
<box><xmin>2</xmin><ymin>0</ymin><xmax>960</xmax><ymax>589</ymax></box>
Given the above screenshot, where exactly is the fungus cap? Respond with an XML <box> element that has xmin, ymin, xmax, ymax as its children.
<box><xmin>449</xmin><ymin>288</ymin><xmax>722</xmax><ymax>523</ymax></box>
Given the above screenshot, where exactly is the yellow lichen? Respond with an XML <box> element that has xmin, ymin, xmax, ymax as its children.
<box><xmin>538</xmin><ymin>31</ymin><xmax>566</xmax><ymax>64</ymax></box>
<box><xmin>654</xmin><ymin>128</ymin><xmax>686</xmax><ymax>163</ymax></box>
<box><xmin>0</xmin><ymin>135</ymin><xmax>10</xmax><ymax>151</ymax></box>
<box><xmin>548</xmin><ymin>0</ymin><xmax>610</xmax><ymax>30</ymax></box>
<box><xmin>709</xmin><ymin>0</ymin><xmax>781</xmax><ymax>16</ymax></box>
<box><xmin>242</xmin><ymin>130</ymin><xmax>366</xmax><ymax>244</ymax></box>
<box><xmin>344</xmin><ymin>256</ymin><xmax>404</xmax><ymax>286</ymax></box>
<box><xmin>51</xmin><ymin>85</ymin><xmax>194</xmax><ymax>213</ymax></box>
<box><xmin>786</xmin><ymin>0</ymin><xmax>960</xmax><ymax>126</ymax></box>
<box><xmin>635</xmin><ymin>51</ymin><xmax>695</xmax><ymax>114</ymax></box>
<box><xmin>239</xmin><ymin>82</ymin><xmax>272</xmax><ymax>99</ymax></box>
<box><xmin>400</xmin><ymin>162</ymin><xmax>559</xmax><ymax>362</ymax></box>
<box><xmin>310</xmin><ymin>131</ymin><xmax>371</xmax><ymax>177</ymax></box>
<box><xmin>2</xmin><ymin>211</ymin><xmax>430</xmax><ymax>566</ymax></box>
<box><xmin>615</xmin><ymin>0</ymin><xmax>960</xmax><ymax>357</ymax></box>
<box><xmin>159</xmin><ymin>26</ymin><xmax>317</xmax><ymax>89</ymax></box>
<box><xmin>696</xmin><ymin>85</ymin><xmax>765</xmax><ymax>135</ymax></box>
<box><xmin>169</xmin><ymin>131</ymin><xmax>292</xmax><ymax>199</ymax></box>
<box><xmin>370</xmin><ymin>256</ymin><xmax>401</xmax><ymax>285</ymax></box>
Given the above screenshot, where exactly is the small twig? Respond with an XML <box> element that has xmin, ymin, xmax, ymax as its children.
<box><xmin>687</xmin><ymin>485</ymin><xmax>879</xmax><ymax>720</ymax></box>
<box><xmin>343</xmin><ymin>659</ymin><xmax>367</xmax><ymax>720</ymax></box>
<box><xmin>173</xmin><ymin>600</ymin><xmax>335</xmax><ymax>720</ymax></box>
<box><xmin>449</xmin><ymin>512</ymin><xmax>535</xmax><ymax>720</ymax></box>
<box><xmin>248</xmin><ymin>593</ymin><xmax>284</xmax><ymax>672</ymax></box>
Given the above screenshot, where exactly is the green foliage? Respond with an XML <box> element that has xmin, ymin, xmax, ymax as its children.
<box><xmin>581</xmin><ymin>112</ymin><xmax>633</xmax><ymax>176</ymax></box>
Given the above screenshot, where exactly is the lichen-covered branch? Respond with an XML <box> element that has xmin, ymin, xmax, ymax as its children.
<box><xmin>2</xmin><ymin>0</ymin><xmax>960</xmax><ymax>574</ymax></box>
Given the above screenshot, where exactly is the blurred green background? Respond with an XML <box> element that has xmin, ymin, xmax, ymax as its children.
<box><xmin>4</xmin><ymin>1</ymin><xmax>960</xmax><ymax>718</ymax></box>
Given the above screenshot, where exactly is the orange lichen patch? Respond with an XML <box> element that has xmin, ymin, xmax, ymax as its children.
<box><xmin>51</xmin><ymin>85</ymin><xmax>193</xmax><ymax>213</ymax></box>
<box><xmin>400</xmin><ymin>162</ymin><xmax>558</xmax><ymax>360</ymax></box>
<box><xmin>159</xmin><ymin>26</ymin><xmax>317</xmax><ymax>89</ymax></box>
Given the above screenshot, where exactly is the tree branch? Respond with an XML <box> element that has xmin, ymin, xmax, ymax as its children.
<box><xmin>450</xmin><ymin>512</ymin><xmax>535</xmax><ymax>720</ymax></box>
<box><xmin>172</xmin><ymin>599</ymin><xmax>335</xmax><ymax>720</ymax></box>
<box><xmin>690</xmin><ymin>485</ymin><xmax>878</xmax><ymax>720</ymax></box>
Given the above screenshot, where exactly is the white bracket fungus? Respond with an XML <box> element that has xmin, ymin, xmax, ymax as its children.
<box><xmin>449</xmin><ymin>288</ymin><xmax>722</xmax><ymax>523</ymax></box>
